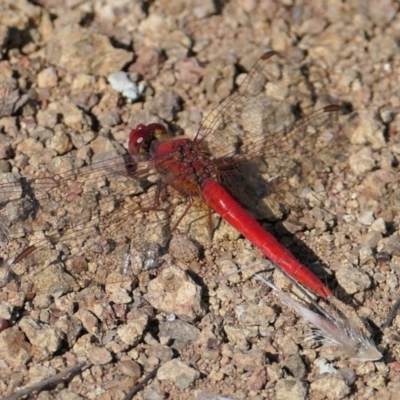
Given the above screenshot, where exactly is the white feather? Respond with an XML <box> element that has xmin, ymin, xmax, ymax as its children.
<box><xmin>254</xmin><ymin>275</ymin><xmax>382</xmax><ymax>362</ymax></box>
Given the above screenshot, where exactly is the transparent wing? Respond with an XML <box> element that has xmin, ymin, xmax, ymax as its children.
<box><xmin>195</xmin><ymin>51</ymin><xmax>343</xmax><ymax>219</ymax></box>
<box><xmin>0</xmin><ymin>155</ymin><xmax>171</xmax><ymax>297</ymax></box>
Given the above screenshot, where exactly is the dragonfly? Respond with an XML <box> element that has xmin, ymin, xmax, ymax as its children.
<box><xmin>0</xmin><ymin>51</ymin><xmax>340</xmax><ymax>300</ymax></box>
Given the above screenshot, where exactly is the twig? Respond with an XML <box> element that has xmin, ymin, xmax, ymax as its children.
<box><xmin>382</xmin><ymin>297</ymin><xmax>400</xmax><ymax>329</ymax></box>
<box><xmin>122</xmin><ymin>365</ymin><xmax>160</xmax><ymax>400</ymax></box>
<box><xmin>2</xmin><ymin>362</ymin><xmax>87</xmax><ymax>400</ymax></box>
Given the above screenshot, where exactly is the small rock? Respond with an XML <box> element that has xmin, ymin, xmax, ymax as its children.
<box><xmin>75</xmin><ymin>309</ymin><xmax>99</xmax><ymax>334</ymax></box>
<box><xmin>30</xmin><ymin>263</ymin><xmax>77</xmax><ymax>297</ymax></box>
<box><xmin>174</xmin><ymin>57</ymin><xmax>204</xmax><ymax>84</ymax></box>
<box><xmin>162</xmin><ymin>30</ymin><xmax>192</xmax><ymax>60</ymax></box>
<box><xmin>144</xmin><ymin>266</ymin><xmax>204</xmax><ymax>321</ymax></box>
<box><xmin>36</xmin><ymin>109</ymin><xmax>59</xmax><ymax>128</ymax></box>
<box><xmin>203</xmin><ymin>60</ymin><xmax>235</xmax><ymax>103</ymax></box>
<box><xmin>147</xmin><ymin>344</ymin><xmax>174</xmax><ymax>363</ymax></box>
<box><xmin>349</xmin><ymin>147</ymin><xmax>375</xmax><ymax>176</ymax></box>
<box><xmin>47</xmin><ymin>25</ymin><xmax>133</xmax><ymax>76</ymax></box>
<box><xmin>366</xmin><ymin>374</ymin><xmax>386</xmax><ymax>389</ymax></box>
<box><xmin>346</xmin><ymin>114</ymin><xmax>386</xmax><ymax>150</ymax></box>
<box><xmin>232</xmin><ymin>349</ymin><xmax>265</xmax><ymax>371</ymax></box>
<box><xmin>107</xmin><ymin>71</ymin><xmax>145</xmax><ymax>103</ymax></box>
<box><xmin>310</xmin><ymin>373</ymin><xmax>351</xmax><ymax>399</ymax></box>
<box><xmin>87</xmin><ymin>345</ymin><xmax>112</xmax><ymax>365</ymax></box>
<box><xmin>57</xmin><ymin>101</ymin><xmax>92</xmax><ymax>131</ymax></box>
<box><xmin>358</xmin><ymin>211</ymin><xmax>375</xmax><ymax>226</ymax></box>
<box><xmin>275</xmin><ymin>334</ymin><xmax>299</xmax><ymax>356</ymax></box>
<box><xmin>159</xmin><ymin>320</ymin><xmax>200</xmax><ymax>349</ymax></box>
<box><xmin>224</xmin><ymin>325</ymin><xmax>253</xmax><ymax>349</ymax></box>
<box><xmin>0</xmin><ymin>318</ymin><xmax>9</xmax><ymax>332</ymax></box>
<box><xmin>169</xmin><ymin>234</ymin><xmax>200</xmax><ymax>263</ymax></box>
<box><xmin>117</xmin><ymin>314</ymin><xmax>148</xmax><ymax>346</ymax></box>
<box><xmin>54</xmin><ymin>316</ymin><xmax>82</xmax><ymax>348</ymax></box>
<box><xmin>0</xmin><ymin>302</ymin><xmax>13</xmax><ymax>319</ymax></box>
<box><xmin>37</xmin><ymin>67</ymin><xmax>58</xmax><ymax>88</ymax></box>
<box><xmin>336</xmin><ymin>265</ymin><xmax>371</xmax><ymax>295</ymax></box>
<box><xmin>283</xmin><ymin>354</ymin><xmax>306</xmax><ymax>379</ymax></box>
<box><xmin>118</xmin><ymin>359</ymin><xmax>141</xmax><ymax>379</ymax></box>
<box><xmin>367</xmin><ymin>0</ymin><xmax>397</xmax><ymax>25</ymax></box>
<box><xmin>360</xmin><ymin>231</ymin><xmax>382</xmax><ymax>248</ymax></box>
<box><xmin>19</xmin><ymin>316</ymin><xmax>62</xmax><ymax>360</ymax></box>
<box><xmin>45</xmin><ymin>131</ymin><xmax>73</xmax><ymax>155</ymax></box>
<box><xmin>129</xmin><ymin>47</ymin><xmax>164</xmax><ymax>80</ymax></box>
<box><xmin>148</xmin><ymin>90</ymin><xmax>181</xmax><ymax>122</ymax></box>
<box><xmin>247</xmin><ymin>365</ymin><xmax>267</xmax><ymax>390</ymax></box>
<box><xmin>192</xmin><ymin>0</ymin><xmax>218</xmax><ymax>19</ymax></box>
<box><xmin>157</xmin><ymin>359</ymin><xmax>200</xmax><ymax>389</ymax></box>
<box><xmin>369</xmin><ymin>218</ymin><xmax>386</xmax><ymax>234</ymax></box>
<box><xmin>359</xmin><ymin>246</ymin><xmax>375</xmax><ymax>265</ymax></box>
<box><xmin>314</xmin><ymin>358</ymin><xmax>338</xmax><ymax>375</ymax></box>
<box><xmin>275</xmin><ymin>378</ymin><xmax>308</xmax><ymax>400</ymax></box>
<box><xmin>235</xmin><ymin>301</ymin><xmax>276</xmax><ymax>327</ymax></box>
<box><xmin>0</xmin><ymin>327</ymin><xmax>32</xmax><ymax>366</ymax></box>
<box><xmin>340</xmin><ymin>368</ymin><xmax>356</xmax><ymax>385</ymax></box>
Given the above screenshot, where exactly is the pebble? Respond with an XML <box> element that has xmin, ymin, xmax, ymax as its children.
<box><xmin>129</xmin><ymin>47</ymin><xmax>164</xmax><ymax>80</ymax></box>
<box><xmin>232</xmin><ymin>349</ymin><xmax>265</xmax><ymax>371</ymax></box>
<box><xmin>157</xmin><ymin>359</ymin><xmax>200</xmax><ymax>389</ymax></box>
<box><xmin>203</xmin><ymin>60</ymin><xmax>235</xmax><ymax>103</ymax></box>
<box><xmin>0</xmin><ymin>301</ymin><xmax>13</xmax><ymax>319</ymax></box>
<box><xmin>235</xmin><ymin>302</ymin><xmax>276</xmax><ymax>327</ymax></box>
<box><xmin>147</xmin><ymin>344</ymin><xmax>174</xmax><ymax>363</ymax></box>
<box><xmin>336</xmin><ymin>264</ymin><xmax>372</xmax><ymax>295</ymax></box>
<box><xmin>283</xmin><ymin>354</ymin><xmax>306</xmax><ymax>379</ymax></box>
<box><xmin>310</xmin><ymin>373</ymin><xmax>351</xmax><ymax>399</ymax></box>
<box><xmin>315</xmin><ymin>358</ymin><xmax>338</xmax><ymax>375</ymax></box>
<box><xmin>159</xmin><ymin>319</ymin><xmax>200</xmax><ymax>349</ymax></box>
<box><xmin>19</xmin><ymin>316</ymin><xmax>62</xmax><ymax>360</ymax></box>
<box><xmin>169</xmin><ymin>234</ymin><xmax>200</xmax><ymax>263</ymax></box>
<box><xmin>36</xmin><ymin>67</ymin><xmax>58</xmax><ymax>88</ymax></box>
<box><xmin>174</xmin><ymin>57</ymin><xmax>204</xmax><ymax>84</ymax></box>
<box><xmin>59</xmin><ymin>101</ymin><xmax>92</xmax><ymax>131</ymax></box>
<box><xmin>0</xmin><ymin>327</ymin><xmax>32</xmax><ymax>366</ymax></box>
<box><xmin>29</xmin><ymin>263</ymin><xmax>77</xmax><ymax>297</ymax></box>
<box><xmin>54</xmin><ymin>316</ymin><xmax>82</xmax><ymax>347</ymax></box>
<box><xmin>144</xmin><ymin>266</ymin><xmax>205</xmax><ymax>321</ymax></box>
<box><xmin>358</xmin><ymin>211</ymin><xmax>375</xmax><ymax>226</ymax></box>
<box><xmin>87</xmin><ymin>345</ymin><xmax>112</xmax><ymax>365</ymax></box>
<box><xmin>224</xmin><ymin>325</ymin><xmax>255</xmax><ymax>349</ymax></box>
<box><xmin>107</xmin><ymin>71</ymin><xmax>145</xmax><ymax>102</ymax></box>
<box><xmin>348</xmin><ymin>147</ymin><xmax>375</xmax><ymax>176</ymax></box>
<box><xmin>148</xmin><ymin>89</ymin><xmax>181</xmax><ymax>122</ymax></box>
<box><xmin>117</xmin><ymin>314</ymin><xmax>148</xmax><ymax>346</ymax></box>
<box><xmin>46</xmin><ymin>25</ymin><xmax>133</xmax><ymax>76</ymax></box>
<box><xmin>118</xmin><ymin>359</ymin><xmax>141</xmax><ymax>379</ymax></box>
<box><xmin>274</xmin><ymin>378</ymin><xmax>308</xmax><ymax>400</ymax></box>
<box><xmin>347</xmin><ymin>114</ymin><xmax>386</xmax><ymax>150</ymax></box>
<box><xmin>45</xmin><ymin>130</ymin><xmax>73</xmax><ymax>155</ymax></box>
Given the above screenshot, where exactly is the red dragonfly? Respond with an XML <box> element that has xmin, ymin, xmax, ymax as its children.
<box><xmin>0</xmin><ymin>51</ymin><xmax>339</xmax><ymax>299</ymax></box>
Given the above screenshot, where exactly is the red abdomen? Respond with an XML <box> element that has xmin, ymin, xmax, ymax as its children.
<box><xmin>201</xmin><ymin>178</ymin><xmax>332</xmax><ymax>299</ymax></box>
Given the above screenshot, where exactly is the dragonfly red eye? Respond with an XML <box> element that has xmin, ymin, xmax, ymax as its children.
<box><xmin>128</xmin><ymin>123</ymin><xmax>168</xmax><ymax>156</ymax></box>
<box><xmin>128</xmin><ymin>124</ymin><xmax>148</xmax><ymax>155</ymax></box>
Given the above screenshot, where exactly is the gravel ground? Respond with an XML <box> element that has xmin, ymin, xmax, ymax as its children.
<box><xmin>0</xmin><ymin>1</ymin><xmax>400</xmax><ymax>399</ymax></box>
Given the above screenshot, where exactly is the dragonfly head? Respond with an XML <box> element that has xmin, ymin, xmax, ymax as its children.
<box><xmin>128</xmin><ymin>123</ymin><xmax>168</xmax><ymax>156</ymax></box>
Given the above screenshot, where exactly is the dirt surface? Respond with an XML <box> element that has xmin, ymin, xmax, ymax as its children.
<box><xmin>0</xmin><ymin>1</ymin><xmax>400</xmax><ymax>399</ymax></box>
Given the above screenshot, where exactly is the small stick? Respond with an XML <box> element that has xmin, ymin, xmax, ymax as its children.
<box><xmin>382</xmin><ymin>297</ymin><xmax>400</xmax><ymax>329</ymax></box>
<box><xmin>122</xmin><ymin>365</ymin><xmax>160</xmax><ymax>400</ymax></box>
<box><xmin>2</xmin><ymin>362</ymin><xmax>87</xmax><ymax>400</ymax></box>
